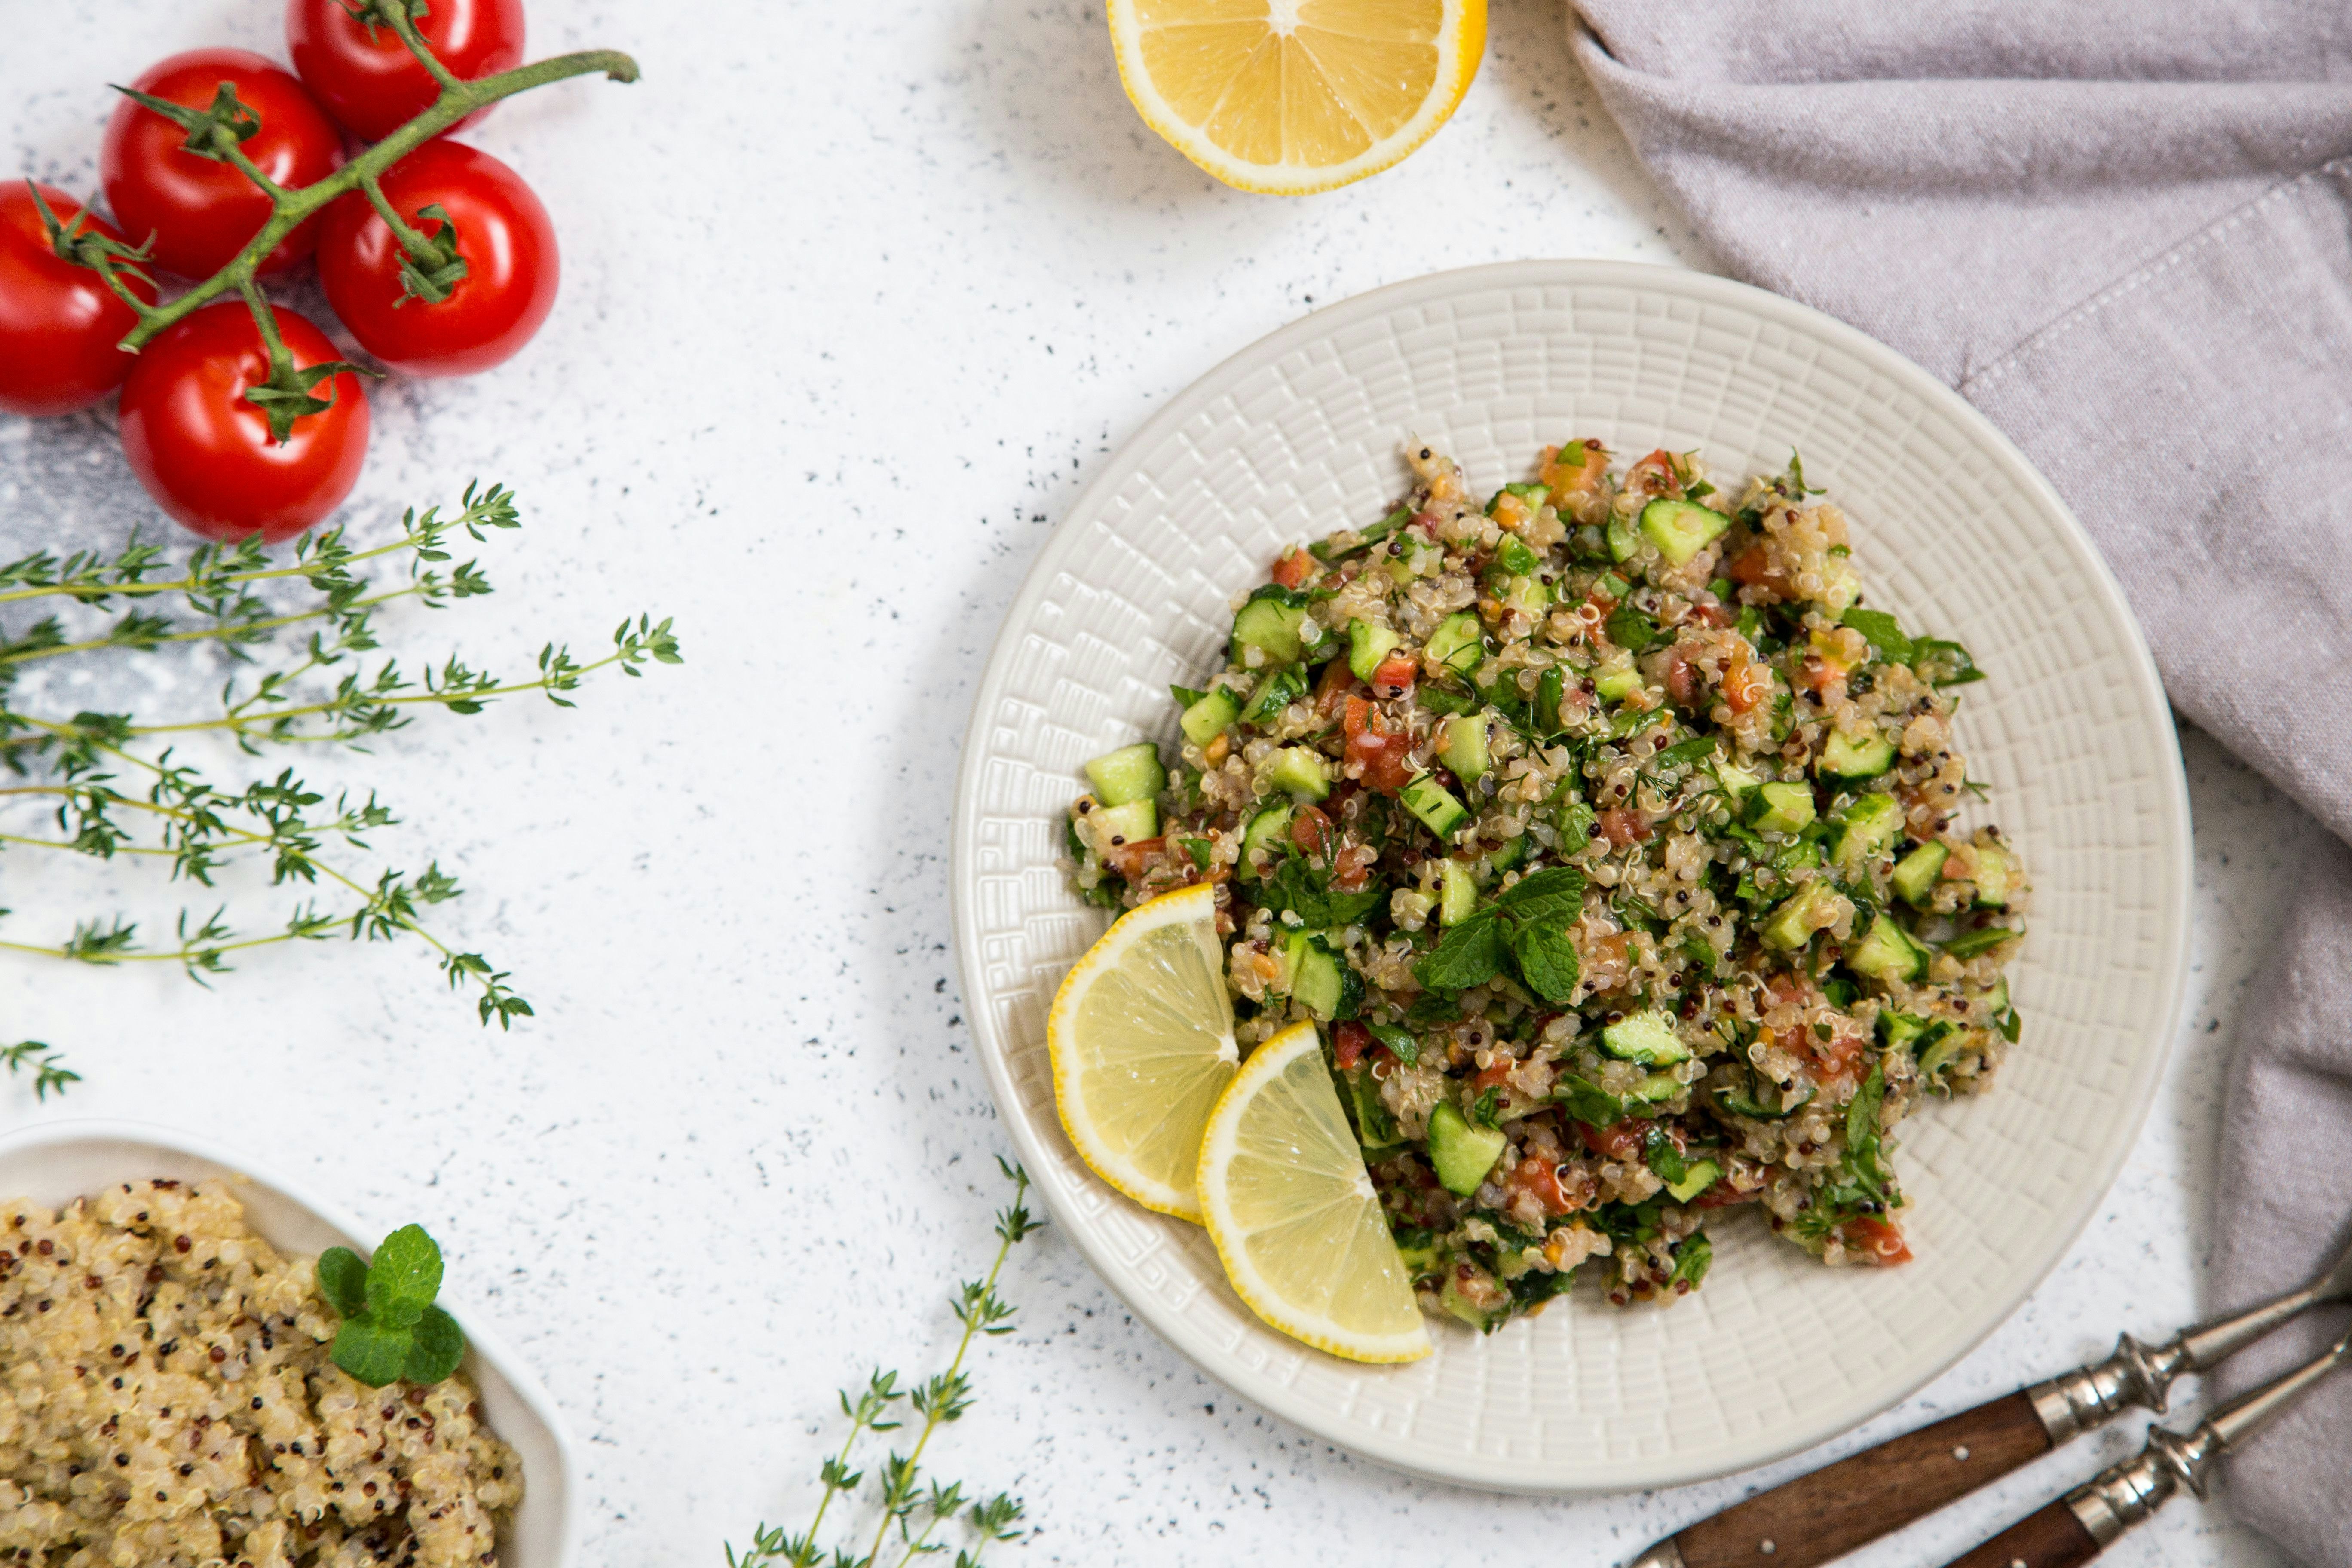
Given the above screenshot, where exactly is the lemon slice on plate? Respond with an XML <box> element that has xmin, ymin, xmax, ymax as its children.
<box><xmin>1197</xmin><ymin>1020</ymin><xmax>1432</xmax><ymax>1362</ymax></box>
<box><xmin>1107</xmin><ymin>0</ymin><xmax>1487</xmax><ymax>196</ymax></box>
<box><xmin>1048</xmin><ymin>882</ymin><xmax>1238</xmax><ymax>1222</ymax></box>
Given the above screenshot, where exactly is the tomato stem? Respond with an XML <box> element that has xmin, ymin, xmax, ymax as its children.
<box><xmin>104</xmin><ymin>19</ymin><xmax>637</xmax><ymax>357</ymax></box>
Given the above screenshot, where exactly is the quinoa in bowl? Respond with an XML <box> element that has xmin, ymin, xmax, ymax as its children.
<box><xmin>1064</xmin><ymin>440</ymin><xmax>2027</xmax><ymax>1334</ymax></box>
<box><xmin>0</xmin><ymin>1178</ymin><xmax>521</xmax><ymax>1566</ymax></box>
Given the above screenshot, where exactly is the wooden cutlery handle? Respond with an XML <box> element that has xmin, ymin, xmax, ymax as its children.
<box><xmin>1943</xmin><ymin>1501</ymin><xmax>2104</xmax><ymax>1568</ymax></box>
<box><xmin>1673</xmin><ymin>1392</ymin><xmax>2055</xmax><ymax>1568</ymax></box>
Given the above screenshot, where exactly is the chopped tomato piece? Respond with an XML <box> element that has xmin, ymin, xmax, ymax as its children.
<box><xmin>1271</xmin><ymin>547</ymin><xmax>1314</xmax><ymax>589</ymax></box>
<box><xmin>1540</xmin><ymin>440</ymin><xmax>1605</xmax><ymax>499</ymax></box>
<box><xmin>1598</xmin><ymin>808</ymin><xmax>1651</xmax><ymax>847</ymax></box>
<box><xmin>1844</xmin><ymin>1215</ymin><xmax>1913</xmax><ymax>1265</ymax></box>
<box><xmin>1577</xmin><ymin>1117</ymin><xmax>1650</xmax><ymax>1164</ymax></box>
<box><xmin>1692</xmin><ymin>1183</ymin><xmax>1761</xmax><ymax>1210</ymax></box>
<box><xmin>1342</xmin><ymin>695</ymin><xmax>1415</xmax><ymax>795</ymax></box>
<box><xmin>1331</xmin><ymin>841</ymin><xmax>1378</xmax><ymax>892</ymax></box>
<box><xmin>1103</xmin><ymin>836</ymin><xmax>1164</xmax><ymax>880</ymax></box>
<box><xmin>1664</xmin><ymin>651</ymin><xmax>1695</xmax><ymax>706</ymax></box>
<box><xmin>1370</xmin><ymin>654</ymin><xmax>1418</xmax><ymax>699</ymax></box>
<box><xmin>1472</xmin><ymin>1059</ymin><xmax>1514</xmax><ymax>1094</ymax></box>
<box><xmin>1690</xmin><ymin>601</ymin><xmax>1732</xmax><ymax>630</ymax></box>
<box><xmin>1723</xmin><ymin>649</ymin><xmax>1772</xmax><ymax>713</ymax></box>
<box><xmin>1333</xmin><ymin>1021</ymin><xmax>1369</xmax><ymax>1071</ymax></box>
<box><xmin>1510</xmin><ymin>1157</ymin><xmax>1575</xmax><ymax>1216</ymax></box>
<box><xmin>1729</xmin><ymin>545</ymin><xmax>1795</xmax><ymax>600</ymax></box>
<box><xmin>1289</xmin><ymin>804</ymin><xmax>1334</xmax><ymax>860</ymax></box>
<box><xmin>1314</xmin><ymin>655</ymin><xmax>1360</xmax><ymax>717</ymax></box>
<box><xmin>1624</xmin><ymin>448</ymin><xmax>1684</xmax><ymax>501</ymax></box>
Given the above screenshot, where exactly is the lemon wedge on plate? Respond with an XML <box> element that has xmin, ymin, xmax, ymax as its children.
<box><xmin>1107</xmin><ymin>0</ymin><xmax>1487</xmax><ymax>196</ymax></box>
<box><xmin>1197</xmin><ymin>1020</ymin><xmax>1432</xmax><ymax>1362</ymax></box>
<box><xmin>1048</xmin><ymin>882</ymin><xmax>1238</xmax><ymax>1222</ymax></box>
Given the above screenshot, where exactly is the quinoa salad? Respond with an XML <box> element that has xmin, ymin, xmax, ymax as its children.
<box><xmin>0</xmin><ymin>1180</ymin><xmax>522</xmax><ymax>1567</ymax></box>
<box><xmin>1063</xmin><ymin>440</ymin><xmax>2028</xmax><ymax>1332</ymax></box>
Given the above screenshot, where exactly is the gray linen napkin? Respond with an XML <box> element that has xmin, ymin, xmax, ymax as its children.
<box><xmin>1564</xmin><ymin>4</ymin><xmax>2352</xmax><ymax>1561</ymax></box>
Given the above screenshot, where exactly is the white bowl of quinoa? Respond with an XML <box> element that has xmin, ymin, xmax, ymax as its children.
<box><xmin>0</xmin><ymin>1119</ymin><xmax>580</xmax><ymax>1566</ymax></box>
<box><xmin>950</xmin><ymin>261</ymin><xmax>2193</xmax><ymax>1492</ymax></box>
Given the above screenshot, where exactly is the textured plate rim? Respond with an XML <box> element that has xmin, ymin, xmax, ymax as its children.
<box><xmin>948</xmin><ymin>258</ymin><xmax>2192</xmax><ymax>1494</ymax></box>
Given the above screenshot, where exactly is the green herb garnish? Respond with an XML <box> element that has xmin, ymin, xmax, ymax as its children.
<box><xmin>317</xmin><ymin>1224</ymin><xmax>466</xmax><ymax>1389</ymax></box>
<box><xmin>726</xmin><ymin>1161</ymin><xmax>1039</xmax><ymax>1568</ymax></box>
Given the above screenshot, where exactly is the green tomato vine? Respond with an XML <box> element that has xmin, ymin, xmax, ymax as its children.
<box><xmin>32</xmin><ymin>0</ymin><xmax>637</xmax><ymax>439</ymax></box>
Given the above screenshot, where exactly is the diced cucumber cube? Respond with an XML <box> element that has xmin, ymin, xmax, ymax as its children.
<box><xmin>1231</xmin><ymin>597</ymin><xmax>1308</xmax><ymax>664</ymax></box>
<box><xmin>1594</xmin><ymin>661</ymin><xmax>1642</xmax><ymax>701</ymax></box>
<box><xmin>1400</xmin><ymin>774</ymin><xmax>1470</xmax><ymax>838</ymax></box>
<box><xmin>1425</xmin><ymin>613</ymin><xmax>1485</xmax><ymax>676</ymax></box>
<box><xmin>1237</xmin><ymin>804</ymin><xmax>1294</xmax><ymax>879</ymax></box>
<box><xmin>1427</xmin><ymin>1100</ymin><xmax>1506</xmax><ymax>1196</ymax></box>
<box><xmin>1285</xmin><ymin>932</ymin><xmax>1362</xmax><ymax>1021</ymax></box>
<box><xmin>1830</xmin><ymin>793</ymin><xmax>1902</xmax><ymax>868</ymax></box>
<box><xmin>1439</xmin><ymin>857</ymin><xmax>1479</xmax><ymax>925</ymax></box>
<box><xmin>1265</xmin><ymin>746</ymin><xmax>1332</xmax><ymax>802</ymax></box>
<box><xmin>1599</xmin><ymin>1009</ymin><xmax>1690</xmax><ymax>1065</ymax></box>
<box><xmin>1438</xmin><ymin>714</ymin><xmax>1489</xmax><ymax>782</ymax></box>
<box><xmin>1665</xmin><ymin>1158</ymin><xmax>1721</xmax><ymax>1204</ymax></box>
<box><xmin>1918</xmin><ymin>1031</ymin><xmax>1964</xmax><ymax>1082</ymax></box>
<box><xmin>1891</xmin><ymin>840</ymin><xmax>1948</xmax><ymax>905</ymax></box>
<box><xmin>1875</xmin><ymin>1010</ymin><xmax>1929</xmax><ymax>1051</ymax></box>
<box><xmin>1439</xmin><ymin>1270</ymin><xmax>1507</xmax><ymax>1333</ymax></box>
<box><xmin>1712</xmin><ymin>759</ymin><xmax>1764</xmax><ymax>803</ymax></box>
<box><xmin>1847</xmin><ymin>913</ymin><xmax>1930</xmax><ymax>982</ymax></box>
<box><xmin>1089</xmin><ymin>799</ymin><xmax>1157</xmax><ymax>848</ymax></box>
<box><xmin>1749</xmin><ymin>781</ymin><xmax>1817</xmax><ymax>834</ymax></box>
<box><xmin>1179</xmin><ymin>687</ymin><xmax>1241</xmax><ymax>747</ymax></box>
<box><xmin>1491</xmin><ymin>533</ymin><xmax>1541</xmax><ymax>576</ymax></box>
<box><xmin>1606</xmin><ymin>515</ymin><xmax>1641</xmax><ymax>562</ymax></box>
<box><xmin>1761</xmin><ymin>882</ymin><xmax>1840</xmax><ymax>949</ymax></box>
<box><xmin>1972</xmin><ymin>842</ymin><xmax>2019</xmax><ymax>909</ymax></box>
<box><xmin>1818</xmin><ymin>727</ymin><xmax>1896</xmax><ymax>781</ymax></box>
<box><xmin>1633</xmin><ymin>1070</ymin><xmax>1685</xmax><ymax>1105</ymax></box>
<box><xmin>1084</xmin><ymin>742</ymin><xmax>1166</xmax><ymax>808</ymax></box>
<box><xmin>1499</xmin><ymin>575</ymin><xmax>1550</xmax><ymax>618</ymax></box>
<box><xmin>1346</xmin><ymin>1067</ymin><xmax>1400</xmax><ymax>1153</ymax></box>
<box><xmin>1639</xmin><ymin>499</ymin><xmax>1733</xmax><ymax>566</ymax></box>
<box><xmin>1347</xmin><ymin>619</ymin><xmax>1403</xmax><ymax>682</ymax></box>
<box><xmin>1239</xmin><ymin>665</ymin><xmax>1306</xmax><ymax>726</ymax></box>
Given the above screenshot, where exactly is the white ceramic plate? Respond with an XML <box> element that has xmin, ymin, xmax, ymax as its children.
<box><xmin>949</xmin><ymin>261</ymin><xmax>2190</xmax><ymax>1493</ymax></box>
<box><xmin>0</xmin><ymin>1119</ymin><xmax>581</xmax><ymax>1563</ymax></box>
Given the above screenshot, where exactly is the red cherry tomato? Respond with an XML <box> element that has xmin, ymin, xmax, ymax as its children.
<box><xmin>118</xmin><ymin>303</ymin><xmax>370</xmax><ymax>543</ymax></box>
<box><xmin>317</xmin><ymin>140</ymin><xmax>557</xmax><ymax>377</ymax></box>
<box><xmin>101</xmin><ymin>49</ymin><xmax>343</xmax><ymax>280</ymax></box>
<box><xmin>287</xmin><ymin>0</ymin><xmax>524</xmax><ymax>142</ymax></box>
<box><xmin>0</xmin><ymin>184</ymin><xmax>156</xmax><ymax>417</ymax></box>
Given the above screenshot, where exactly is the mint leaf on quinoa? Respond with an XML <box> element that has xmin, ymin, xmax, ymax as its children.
<box><xmin>315</xmin><ymin>1246</ymin><xmax>369</xmax><ymax>1318</ymax></box>
<box><xmin>1413</xmin><ymin>909</ymin><xmax>1507</xmax><ymax>991</ymax></box>
<box><xmin>322</xmin><ymin>1224</ymin><xmax>468</xmax><ymax>1389</ymax></box>
<box><xmin>1511</xmin><ymin>919</ymin><xmax>1582</xmax><ymax>1004</ymax></box>
<box><xmin>1839</xmin><ymin>607</ymin><xmax>1912</xmax><ymax>665</ymax></box>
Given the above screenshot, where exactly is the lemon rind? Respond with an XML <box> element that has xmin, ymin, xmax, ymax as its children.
<box><xmin>1047</xmin><ymin>883</ymin><xmax>1232</xmax><ymax>1225</ymax></box>
<box><xmin>1197</xmin><ymin>1021</ymin><xmax>1434</xmax><ymax>1363</ymax></box>
<box><xmin>1105</xmin><ymin>0</ymin><xmax>1488</xmax><ymax>198</ymax></box>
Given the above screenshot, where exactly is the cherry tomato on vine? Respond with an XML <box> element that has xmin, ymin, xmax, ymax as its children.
<box><xmin>287</xmin><ymin>0</ymin><xmax>526</xmax><ymax>142</ymax></box>
<box><xmin>101</xmin><ymin>49</ymin><xmax>343</xmax><ymax>281</ymax></box>
<box><xmin>318</xmin><ymin>140</ymin><xmax>557</xmax><ymax>377</ymax></box>
<box><xmin>119</xmin><ymin>303</ymin><xmax>370</xmax><ymax>543</ymax></box>
<box><xmin>0</xmin><ymin>184</ymin><xmax>156</xmax><ymax>418</ymax></box>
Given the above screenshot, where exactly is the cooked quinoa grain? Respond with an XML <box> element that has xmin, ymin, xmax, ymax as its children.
<box><xmin>0</xmin><ymin>1181</ymin><xmax>522</xmax><ymax>1565</ymax></box>
<box><xmin>1065</xmin><ymin>442</ymin><xmax>2029</xmax><ymax>1333</ymax></box>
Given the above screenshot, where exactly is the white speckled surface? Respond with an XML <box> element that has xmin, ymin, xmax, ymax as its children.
<box><xmin>0</xmin><ymin>3</ymin><xmax>2322</xmax><ymax>1564</ymax></box>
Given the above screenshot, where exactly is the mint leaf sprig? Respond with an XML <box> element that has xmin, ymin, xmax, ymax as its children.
<box><xmin>317</xmin><ymin>1223</ymin><xmax>467</xmax><ymax>1389</ymax></box>
<box><xmin>1413</xmin><ymin>865</ymin><xmax>1587</xmax><ymax>1003</ymax></box>
<box><xmin>726</xmin><ymin>1159</ymin><xmax>1042</xmax><ymax>1568</ymax></box>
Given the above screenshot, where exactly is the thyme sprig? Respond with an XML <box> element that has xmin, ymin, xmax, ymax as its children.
<box><xmin>727</xmin><ymin>1160</ymin><xmax>1042</xmax><ymax>1568</ymax></box>
<box><xmin>0</xmin><ymin>483</ymin><xmax>680</xmax><ymax>1080</ymax></box>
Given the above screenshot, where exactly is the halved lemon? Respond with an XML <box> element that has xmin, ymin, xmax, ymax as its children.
<box><xmin>1197</xmin><ymin>1021</ymin><xmax>1432</xmax><ymax>1362</ymax></box>
<box><xmin>1048</xmin><ymin>882</ymin><xmax>1237</xmax><ymax>1222</ymax></box>
<box><xmin>1107</xmin><ymin>0</ymin><xmax>1488</xmax><ymax>196</ymax></box>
